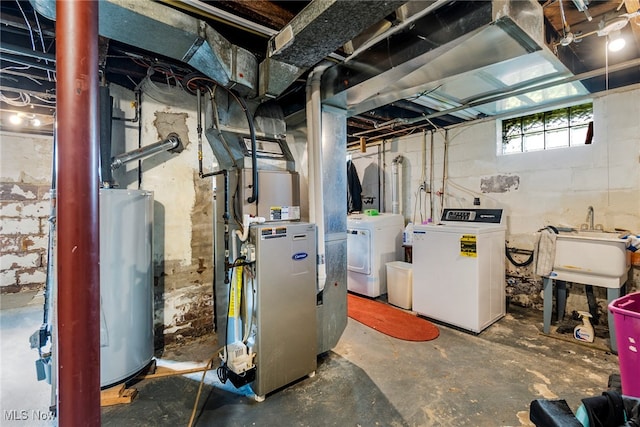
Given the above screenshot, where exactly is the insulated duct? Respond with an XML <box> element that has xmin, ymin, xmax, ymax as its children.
<box><xmin>260</xmin><ymin>0</ymin><xmax>406</xmax><ymax>99</ymax></box>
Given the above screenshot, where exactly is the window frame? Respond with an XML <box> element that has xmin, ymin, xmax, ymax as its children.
<box><xmin>499</xmin><ymin>102</ymin><xmax>594</xmax><ymax>155</ymax></box>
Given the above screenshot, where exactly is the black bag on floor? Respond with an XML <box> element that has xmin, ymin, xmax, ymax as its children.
<box><xmin>529</xmin><ymin>399</ymin><xmax>582</xmax><ymax>427</ymax></box>
<box><xmin>581</xmin><ymin>391</ymin><xmax>626</xmax><ymax>427</ymax></box>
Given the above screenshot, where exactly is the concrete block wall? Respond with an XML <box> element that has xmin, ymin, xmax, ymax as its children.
<box><xmin>0</xmin><ymin>132</ymin><xmax>53</xmax><ymax>295</ymax></box>
<box><xmin>351</xmin><ymin>85</ymin><xmax>640</xmax><ymax>318</ymax></box>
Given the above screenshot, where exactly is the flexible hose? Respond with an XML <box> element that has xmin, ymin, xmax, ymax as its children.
<box><xmin>505</xmin><ymin>245</ymin><xmax>534</xmax><ymax>267</ymax></box>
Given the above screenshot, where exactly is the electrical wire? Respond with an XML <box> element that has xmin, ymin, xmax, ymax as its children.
<box><xmin>33</xmin><ymin>95</ymin><xmax>55</xmax><ymax>104</ymax></box>
<box><xmin>0</xmin><ymin>90</ymin><xmax>31</xmax><ymax>106</ymax></box>
<box><xmin>217</xmin><ymin>255</ymin><xmax>248</xmax><ymax>383</ymax></box>
<box><xmin>16</xmin><ymin>1</ymin><xmax>36</xmax><ymax>51</ymax></box>
<box><xmin>242</xmin><ymin>264</ymin><xmax>256</xmax><ymax>344</ymax></box>
<box><xmin>32</xmin><ymin>8</ymin><xmax>53</xmax><ymax>81</ymax></box>
<box><xmin>405</xmin><ymin>84</ymin><xmax>443</xmax><ymax>102</ymax></box>
<box><xmin>1</xmin><ymin>66</ymin><xmax>44</xmax><ymax>85</ymax></box>
<box><xmin>218</xmin><ymin>262</ymin><xmax>235</xmax><ymax>385</ymax></box>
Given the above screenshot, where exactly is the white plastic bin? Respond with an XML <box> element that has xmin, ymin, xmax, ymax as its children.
<box><xmin>386</xmin><ymin>261</ymin><xmax>413</xmax><ymax>309</ymax></box>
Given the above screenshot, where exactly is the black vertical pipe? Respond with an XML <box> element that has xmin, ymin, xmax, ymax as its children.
<box><xmin>56</xmin><ymin>1</ymin><xmax>101</xmax><ymax>425</ymax></box>
<box><xmin>99</xmin><ymin>85</ymin><xmax>114</xmax><ymax>186</ymax></box>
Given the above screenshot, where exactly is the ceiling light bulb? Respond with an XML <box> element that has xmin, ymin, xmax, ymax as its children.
<box><xmin>608</xmin><ymin>31</ymin><xmax>626</xmax><ymax>52</ymax></box>
<box><xmin>9</xmin><ymin>114</ymin><xmax>22</xmax><ymax>125</ymax></box>
<box><xmin>32</xmin><ymin>118</ymin><xmax>42</xmax><ymax>127</ymax></box>
<box><xmin>560</xmin><ymin>32</ymin><xmax>574</xmax><ymax>46</ymax></box>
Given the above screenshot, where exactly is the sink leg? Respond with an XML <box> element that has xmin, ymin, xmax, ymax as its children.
<box><xmin>543</xmin><ymin>277</ymin><xmax>553</xmax><ymax>334</ymax></box>
<box><xmin>607</xmin><ymin>287</ymin><xmax>621</xmax><ymax>354</ymax></box>
<box><xmin>556</xmin><ymin>280</ymin><xmax>567</xmax><ymax>321</ymax></box>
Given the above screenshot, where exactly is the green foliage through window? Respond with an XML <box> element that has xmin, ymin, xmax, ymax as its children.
<box><xmin>501</xmin><ymin>103</ymin><xmax>593</xmax><ymax>154</ymax></box>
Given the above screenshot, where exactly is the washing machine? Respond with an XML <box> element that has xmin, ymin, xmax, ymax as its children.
<box><xmin>347</xmin><ymin>213</ymin><xmax>404</xmax><ymax>297</ymax></box>
<box><xmin>412</xmin><ymin>208</ymin><xmax>506</xmax><ymax>333</ymax></box>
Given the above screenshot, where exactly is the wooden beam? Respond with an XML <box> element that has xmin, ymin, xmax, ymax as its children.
<box><xmin>217</xmin><ymin>0</ymin><xmax>297</xmax><ymax>29</ymax></box>
<box><xmin>137</xmin><ymin>365</ymin><xmax>212</xmax><ymax>380</ymax></box>
<box><xmin>624</xmin><ymin>0</ymin><xmax>640</xmax><ymax>50</ymax></box>
<box><xmin>543</xmin><ymin>1</ymin><xmax>622</xmax><ymax>33</ymax></box>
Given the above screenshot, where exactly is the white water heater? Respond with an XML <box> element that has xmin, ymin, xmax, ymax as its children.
<box><xmin>100</xmin><ymin>189</ymin><xmax>154</xmax><ymax>387</ymax></box>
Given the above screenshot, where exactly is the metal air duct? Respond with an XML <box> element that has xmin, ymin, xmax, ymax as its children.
<box><xmin>32</xmin><ymin>0</ymin><xmax>258</xmax><ymax>97</ymax></box>
<box><xmin>33</xmin><ymin>0</ymin><xmax>408</xmax><ymax>100</ymax></box>
<box><xmin>321</xmin><ymin>0</ymin><xmax>589</xmax><ymax>118</ymax></box>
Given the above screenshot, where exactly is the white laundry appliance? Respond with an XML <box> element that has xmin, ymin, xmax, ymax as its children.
<box><xmin>347</xmin><ymin>213</ymin><xmax>404</xmax><ymax>297</ymax></box>
<box><xmin>412</xmin><ymin>208</ymin><xmax>506</xmax><ymax>333</ymax></box>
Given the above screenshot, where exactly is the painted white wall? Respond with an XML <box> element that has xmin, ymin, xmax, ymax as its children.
<box><xmin>0</xmin><ymin>132</ymin><xmax>52</xmax><ymax>183</ymax></box>
<box><xmin>350</xmin><ymin>85</ymin><xmax>640</xmax><ymax>310</ymax></box>
<box><xmin>352</xmin><ymin>86</ymin><xmax>640</xmax><ymax>249</ymax></box>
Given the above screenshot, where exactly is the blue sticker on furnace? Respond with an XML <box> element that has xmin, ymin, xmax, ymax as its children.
<box><xmin>292</xmin><ymin>252</ymin><xmax>308</xmax><ymax>261</ymax></box>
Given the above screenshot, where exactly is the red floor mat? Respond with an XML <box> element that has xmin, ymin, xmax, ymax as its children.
<box><xmin>347</xmin><ymin>293</ymin><xmax>439</xmax><ymax>341</ymax></box>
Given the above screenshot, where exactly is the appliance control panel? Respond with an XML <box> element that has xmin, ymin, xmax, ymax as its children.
<box><xmin>442</xmin><ymin>208</ymin><xmax>503</xmax><ymax>224</ymax></box>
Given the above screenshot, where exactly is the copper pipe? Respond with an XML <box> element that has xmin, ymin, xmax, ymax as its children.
<box><xmin>56</xmin><ymin>1</ymin><xmax>101</xmax><ymax>425</ymax></box>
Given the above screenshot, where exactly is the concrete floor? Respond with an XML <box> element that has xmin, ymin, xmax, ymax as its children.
<box><xmin>0</xmin><ymin>293</ymin><xmax>621</xmax><ymax>427</ymax></box>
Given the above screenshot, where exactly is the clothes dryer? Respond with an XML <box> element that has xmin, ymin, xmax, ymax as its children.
<box><xmin>347</xmin><ymin>213</ymin><xmax>404</xmax><ymax>297</ymax></box>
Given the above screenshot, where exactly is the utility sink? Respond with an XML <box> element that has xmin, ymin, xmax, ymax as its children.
<box><xmin>543</xmin><ymin>225</ymin><xmax>631</xmax><ymax>352</ymax></box>
<box><xmin>553</xmin><ymin>230</ymin><xmax>631</xmax><ymax>288</ymax></box>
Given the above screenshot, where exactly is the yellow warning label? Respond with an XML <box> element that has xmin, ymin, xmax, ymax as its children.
<box><xmin>460</xmin><ymin>234</ymin><xmax>477</xmax><ymax>257</ymax></box>
<box><xmin>229</xmin><ymin>266</ymin><xmax>243</xmax><ymax>318</ymax></box>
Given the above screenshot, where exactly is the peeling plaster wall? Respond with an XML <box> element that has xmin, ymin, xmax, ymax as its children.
<box><xmin>110</xmin><ymin>84</ymin><xmax>215</xmax><ymax>345</ymax></box>
<box><xmin>0</xmin><ymin>132</ymin><xmax>52</xmax><ymax>294</ymax></box>
<box><xmin>0</xmin><ymin>84</ymin><xmax>215</xmax><ymax>344</ymax></box>
<box><xmin>350</xmin><ymin>86</ymin><xmax>640</xmax><ymax>320</ymax></box>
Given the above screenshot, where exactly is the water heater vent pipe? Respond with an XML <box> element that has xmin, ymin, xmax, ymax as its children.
<box><xmin>111</xmin><ymin>133</ymin><xmax>182</xmax><ymax>170</ymax></box>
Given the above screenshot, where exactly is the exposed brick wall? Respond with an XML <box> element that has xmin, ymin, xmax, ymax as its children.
<box><xmin>0</xmin><ymin>183</ymin><xmax>51</xmax><ymax>293</ymax></box>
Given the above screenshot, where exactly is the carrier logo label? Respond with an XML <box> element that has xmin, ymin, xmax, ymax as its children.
<box><xmin>292</xmin><ymin>252</ymin><xmax>308</xmax><ymax>261</ymax></box>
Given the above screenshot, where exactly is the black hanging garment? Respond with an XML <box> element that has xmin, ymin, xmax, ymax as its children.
<box><xmin>347</xmin><ymin>160</ymin><xmax>363</xmax><ymax>213</ymax></box>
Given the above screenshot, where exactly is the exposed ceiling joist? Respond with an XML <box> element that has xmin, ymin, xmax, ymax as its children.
<box><xmin>1</xmin><ymin>0</ymin><xmax>639</xmax><ymax>143</ymax></box>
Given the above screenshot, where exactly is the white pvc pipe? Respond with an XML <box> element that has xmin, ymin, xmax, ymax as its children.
<box><xmin>306</xmin><ymin>64</ymin><xmax>330</xmax><ymax>293</ymax></box>
<box><xmin>391</xmin><ymin>155</ymin><xmax>402</xmax><ymax>214</ymax></box>
<box><xmin>235</xmin><ymin>214</ymin><xmax>265</xmax><ymax>243</ymax></box>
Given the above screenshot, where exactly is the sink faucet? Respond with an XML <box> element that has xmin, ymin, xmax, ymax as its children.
<box><xmin>586</xmin><ymin>206</ymin><xmax>594</xmax><ymax>230</ymax></box>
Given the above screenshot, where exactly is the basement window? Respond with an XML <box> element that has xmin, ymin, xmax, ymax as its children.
<box><xmin>500</xmin><ymin>103</ymin><xmax>593</xmax><ymax>155</ymax></box>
